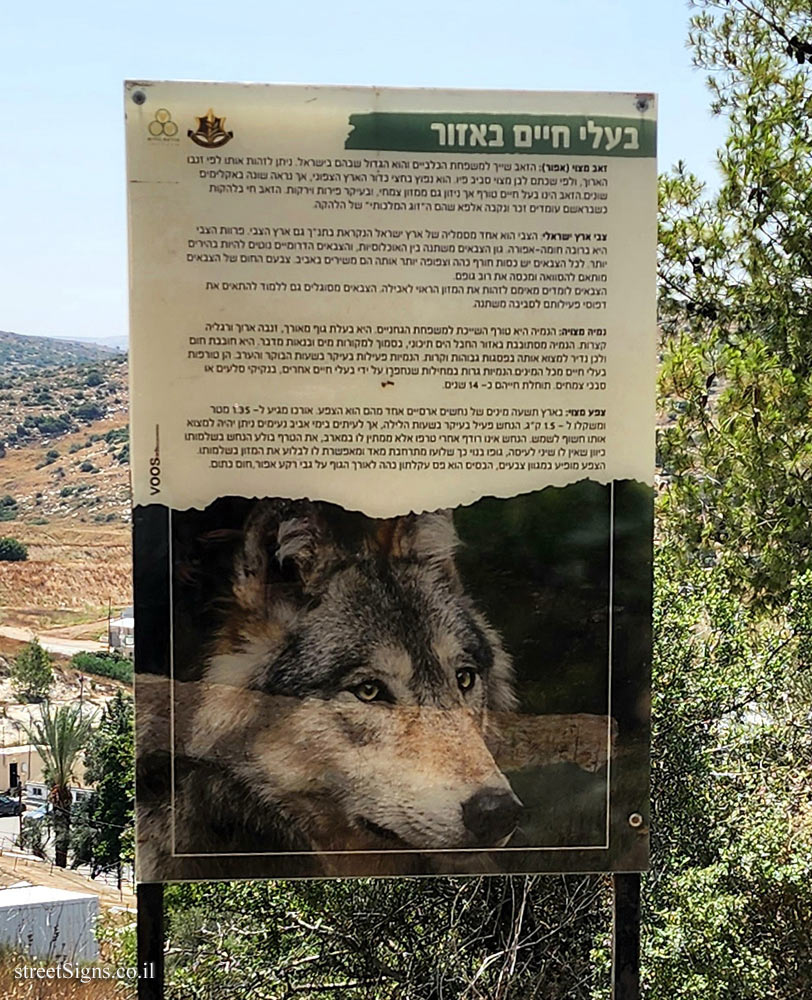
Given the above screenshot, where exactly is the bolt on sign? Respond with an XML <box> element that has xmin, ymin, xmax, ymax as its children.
<box><xmin>126</xmin><ymin>82</ymin><xmax>655</xmax><ymax>881</ymax></box>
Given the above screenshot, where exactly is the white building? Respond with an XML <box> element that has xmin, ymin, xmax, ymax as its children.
<box><xmin>0</xmin><ymin>884</ymin><xmax>99</xmax><ymax>960</ymax></box>
<box><xmin>108</xmin><ymin>606</ymin><xmax>134</xmax><ymax>658</ymax></box>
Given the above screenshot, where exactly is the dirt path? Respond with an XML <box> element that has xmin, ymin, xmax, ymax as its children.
<box><xmin>0</xmin><ymin>626</ymin><xmax>106</xmax><ymax>656</ymax></box>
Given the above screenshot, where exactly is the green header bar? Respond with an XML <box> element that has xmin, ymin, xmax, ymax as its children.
<box><xmin>346</xmin><ymin>113</ymin><xmax>656</xmax><ymax>158</ymax></box>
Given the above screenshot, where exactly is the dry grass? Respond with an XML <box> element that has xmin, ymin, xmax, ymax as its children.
<box><xmin>0</xmin><ymin>634</ymin><xmax>27</xmax><ymax>659</ymax></box>
<box><xmin>0</xmin><ymin>433</ymin><xmax>132</xmax><ymax>621</ymax></box>
<box><xmin>0</xmin><ymin>956</ymin><xmax>136</xmax><ymax>999</ymax></box>
<box><xmin>0</xmin><ymin>562</ymin><xmax>131</xmax><ymax>619</ymax></box>
<box><xmin>0</xmin><ymin>851</ymin><xmax>137</xmax><ymax>997</ymax></box>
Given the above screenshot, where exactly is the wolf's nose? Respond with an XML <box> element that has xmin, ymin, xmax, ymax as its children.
<box><xmin>462</xmin><ymin>788</ymin><xmax>522</xmax><ymax>846</ymax></box>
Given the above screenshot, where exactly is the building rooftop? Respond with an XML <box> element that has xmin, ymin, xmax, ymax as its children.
<box><xmin>0</xmin><ymin>883</ymin><xmax>98</xmax><ymax>907</ymax></box>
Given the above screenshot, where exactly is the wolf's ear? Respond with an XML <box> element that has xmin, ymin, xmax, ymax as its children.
<box><xmin>233</xmin><ymin>501</ymin><xmax>278</xmax><ymax>613</ymax></box>
<box><xmin>234</xmin><ymin>501</ymin><xmax>336</xmax><ymax>611</ymax></box>
<box><xmin>276</xmin><ymin>506</ymin><xmax>339</xmax><ymax>594</ymax></box>
<box><xmin>408</xmin><ymin>510</ymin><xmax>460</xmax><ymax>565</ymax></box>
<box><xmin>386</xmin><ymin>510</ymin><xmax>463</xmax><ymax>588</ymax></box>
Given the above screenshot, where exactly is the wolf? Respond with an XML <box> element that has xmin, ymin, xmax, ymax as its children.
<box><xmin>165</xmin><ymin>498</ymin><xmax>523</xmax><ymax>872</ymax></box>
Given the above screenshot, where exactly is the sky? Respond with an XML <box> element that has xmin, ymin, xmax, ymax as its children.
<box><xmin>0</xmin><ymin>0</ymin><xmax>726</xmax><ymax>343</ymax></box>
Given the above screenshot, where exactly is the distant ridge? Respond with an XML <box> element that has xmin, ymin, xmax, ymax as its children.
<box><xmin>67</xmin><ymin>334</ymin><xmax>128</xmax><ymax>352</ymax></box>
<box><xmin>0</xmin><ymin>329</ymin><xmax>121</xmax><ymax>368</ymax></box>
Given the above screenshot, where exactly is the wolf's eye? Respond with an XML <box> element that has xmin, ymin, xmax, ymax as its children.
<box><xmin>456</xmin><ymin>668</ymin><xmax>476</xmax><ymax>692</ymax></box>
<box><xmin>352</xmin><ymin>680</ymin><xmax>383</xmax><ymax>702</ymax></box>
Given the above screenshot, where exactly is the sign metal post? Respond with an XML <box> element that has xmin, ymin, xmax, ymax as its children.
<box><xmin>137</xmin><ymin>883</ymin><xmax>164</xmax><ymax>1000</ymax></box>
<box><xmin>611</xmin><ymin>873</ymin><xmax>641</xmax><ymax>1000</ymax></box>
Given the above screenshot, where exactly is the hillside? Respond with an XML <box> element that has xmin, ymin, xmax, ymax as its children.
<box><xmin>0</xmin><ymin>333</ymin><xmax>128</xmax><ymax>453</ymax></box>
<box><xmin>0</xmin><ymin>329</ymin><xmax>120</xmax><ymax>369</ymax></box>
<box><xmin>0</xmin><ymin>333</ymin><xmax>132</xmax><ymax>624</ymax></box>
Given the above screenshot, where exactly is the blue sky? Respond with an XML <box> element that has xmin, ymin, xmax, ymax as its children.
<box><xmin>1</xmin><ymin>0</ymin><xmax>725</xmax><ymax>342</ymax></box>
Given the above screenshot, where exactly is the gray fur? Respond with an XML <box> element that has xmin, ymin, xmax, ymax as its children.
<box><xmin>172</xmin><ymin>499</ymin><xmax>521</xmax><ymax>866</ymax></box>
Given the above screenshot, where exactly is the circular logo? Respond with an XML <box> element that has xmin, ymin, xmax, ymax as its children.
<box><xmin>148</xmin><ymin>109</ymin><xmax>179</xmax><ymax>138</ymax></box>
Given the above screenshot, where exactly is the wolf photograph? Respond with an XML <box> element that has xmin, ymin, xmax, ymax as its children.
<box><xmin>134</xmin><ymin>481</ymin><xmax>651</xmax><ymax>880</ymax></box>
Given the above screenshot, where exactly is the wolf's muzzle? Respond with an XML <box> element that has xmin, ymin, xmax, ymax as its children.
<box><xmin>461</xmin><ymin>788</ymin><xmax>522</xmax><ymax>846</ymax></box>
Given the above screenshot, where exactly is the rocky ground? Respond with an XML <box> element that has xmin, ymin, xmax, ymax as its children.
<box><xmin>0</xmin><ymin>334</ymin><xmax>132</xmax><ymax>626</ymax></box>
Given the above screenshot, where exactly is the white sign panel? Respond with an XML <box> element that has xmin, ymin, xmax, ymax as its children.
<box><xmin>127</xmin><ymin>82</ymin><xmax>655</xmax><ymax>881</ymax></box>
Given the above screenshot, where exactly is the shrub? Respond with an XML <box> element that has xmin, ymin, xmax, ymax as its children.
<box><xmin>79</xmin><ymin>460</ymin><xmax>97</xmax><ymax>473</ymax></box>
<box><xmin>0</xmin><ymin>537</ymin><xmax>27</xmax><ymax>561</ymax></box>
<box><xmin>18</xmin><ymin>814</ymin><xmax>48</xmax><ymax>858</ymax></box>
<box><xmin>35</xmin><ymin>449</ymin><xmax>59</xmax><ymax>469</ymax></box>
<box><xmin>85</xmin><ymin>371</ymin><xmax>104</xmax><ymax>387</ymax></box>
<box><xmin>0</xmin><ymin>496</ymin><xmax>17</xmax><ymax>522</ymax></box>
<box><xmin>11</xmin><ymin>639</ymin><xmax>53</xmax><ymax>702</ymax></box>
<box><xmin>33</xmin><ymin>414</ymin><xmax>71</xmax><ymax>435</ymax></box>
<box><xmin>70</xmin><ymin>651</ymin><xmax>133</xmax><ymax>684</ymax></box>
<box><xmin>72</xmin><ymin>402</ymin><xmax>105</xmax><ymax>422</ymax></box>
<box><xmin>104</xmin><ymin>426</ymin><xmax>129</xmax><ymax>446</ymax></box>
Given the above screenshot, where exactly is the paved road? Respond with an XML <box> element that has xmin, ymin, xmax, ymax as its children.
<box><xmin>0</xmin><ymin>626</ymin><xmax>106</xmax><ymax>657</ymax></box>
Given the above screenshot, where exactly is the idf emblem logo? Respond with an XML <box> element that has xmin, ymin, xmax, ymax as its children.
<box><xmin>188</xmin><ymin>109</ymin><xmax>234</xmax><ymax>148</ymax></box>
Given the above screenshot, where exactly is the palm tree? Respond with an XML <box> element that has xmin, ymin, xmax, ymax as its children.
<box><xmin>25</xmin><ymin>704</ymin><xmax>93</xmax><ymax>868</ymax></box>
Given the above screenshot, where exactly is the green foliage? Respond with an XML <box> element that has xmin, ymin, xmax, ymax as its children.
<box><xmin>96</xmin><ymin>908</ymin><xmax>137</xmax><ymax>979</ymax></box>
<box><xmin>69</xmin><ymin>794</ymin><xmax>97</xmax><ymax>868</ymax></box>
<box><xmin>24</xmin><ymin>703</ymin><xmax>94</xmax><ymax>868</ymax></box>
<box><xmin>104</xmin><ymin>426</ymin><xmax>129</xmax><ymax>446</ymax></box>
<box><xmin>641</xmin><ymin>551</ymin><xmax>812</xmax><ymax>998</ymax></box>
<box><xmin>651</xmin><ymin>4</ymin><xmax>812</xmax><ymax>979</ymax></box>
<box><xmin>79</xmin><ymin>459</ymin><xmax>98</xmax><ymax>473</ymax></box>
<box><xmin>10</xmin><ymin>639</ymin><xmax>52</xmax><ymax>701</ymax></box>
<box><xmin>35</xmin><ymin>448</ymin><xmax>60</xmax><ymax>469</ymax></box>
<box><xmin>19</xmin><ymin>812</ymin><xmax>49</xmax><ymax>858</ymax></box>
<box><xmin>75</xmin><ymin>691</ymin><xmax>134</xmax><ymax>873</ymax></box>
<box><xmin>31</xmin><ymin>413</ymin><xmax>72</xmax><ymax>436</ymax></box>
<box><xmin>164</xmin><ymin>877</ymin><xmax>610</xmax><ymax>1000</ymax></box>
<box><xmin>71</xmin><ymin>650</ymin><xmax>133</xmax><ymax>684</ymax></box>
<box><xmin>0</xmin><ymin>537</ymin><xmax>27</xmax><ymax>560</ymax></box>
<box><xmin>85</xmin><ymin>371</ymin><xmax>103</xmax><ymax>387</ymax></box>
<box><xmin>72</xmin><ymin>402</ymin><xmax>105</xmax><ymax>422</ymax></box>
<box><xmin>102</xmin><ymin>426</ymin><xmax>130</xmax><ymax>465</ymax></box>
<box><xmin>659</xmin><ymin>0</ymin><xmax>812</xmax><ymax>604</ymax></box>
<box><xmin>0</xmin><ymin>495</ymin><xmax>17</xmax><ymax>522</ymax></box>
